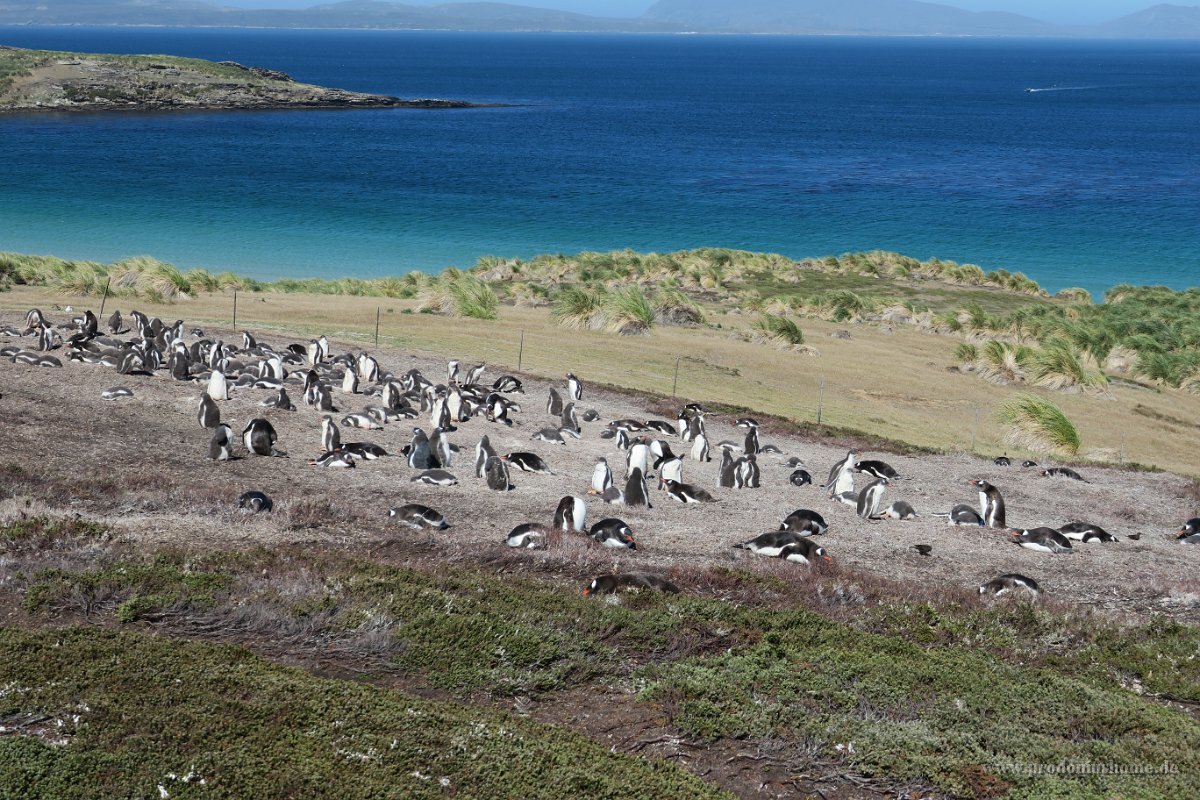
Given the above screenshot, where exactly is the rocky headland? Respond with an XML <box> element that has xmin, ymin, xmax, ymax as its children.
<box><xmin>0</xmin><ymin>46</ymin><xmax>486</xmax><ymax>112</ymax></box>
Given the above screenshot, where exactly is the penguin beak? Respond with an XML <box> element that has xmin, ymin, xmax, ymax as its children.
<box><xmin>822</xmin><ymin>555</ymin><xmax>832</xmax><ymax>562</ymax></box>
<box><xmin>581</xmin><ymin>588</ymin><xmax>590</xmax><ymax>596</ymax></box>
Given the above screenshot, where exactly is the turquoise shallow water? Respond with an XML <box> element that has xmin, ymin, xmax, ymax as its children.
<box><xmin>1</xmin><ymin>28</ymin><xmax>1198</xmax><ymax>298</ymax></box>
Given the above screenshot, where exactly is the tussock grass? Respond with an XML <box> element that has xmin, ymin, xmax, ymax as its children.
<box><xmin>997</xmin><ymin>392</ymin><xmax>1081</xmax><ymax>455</ymax></box>
<box><xmin>752</xmin><ymin>313</ymin><xmax>805</xmax><ymax>346</ymax></box>
<box><xmin>602</xmin><ymin>284</ymin><xmax>655</xmax><ymax>335</ymax></box>
<box><xmin>550</xmin><ymin>285</ymin><xmax>605</xmax><ymax>330</ymax></box>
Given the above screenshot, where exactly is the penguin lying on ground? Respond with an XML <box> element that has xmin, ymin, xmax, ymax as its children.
<box><xmin>583</xmin><ymin>573</ymin><xmax>678</xmax><ymax>596</ymax></box>
<box><xmin>979</xmin><ymin>573</ymin><xmax>1040</xmax><ymax>596</ymax></box>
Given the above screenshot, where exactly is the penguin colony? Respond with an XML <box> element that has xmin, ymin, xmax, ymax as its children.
<box><xmin>4</xmin><ymin>305</ymin><xmax>1195</xmax><ymax>601</ymax></box>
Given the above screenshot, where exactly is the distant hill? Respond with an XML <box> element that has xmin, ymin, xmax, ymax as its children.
<box><xmin>642</xmin><ymin>0</ymin><xmax>1057</xmax><ymax>35</ymax></box>
<box><xmin>0</xmin><ymin>0</ymin><xmax>674</xmax><ymax>31</ymax></box>
<box><xmin>1089</xmin><ymin>4</ymin><xmax>1200</xmax><ymax>38</ymax></box>
<box><xmin>0</xmin><ymin>0</ymin><xmax>1198</xmax><ymax>38</ymax></box>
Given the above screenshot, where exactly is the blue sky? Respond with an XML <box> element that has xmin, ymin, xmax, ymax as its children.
<box><xmin>217</xmin><ymin>1</ymin><xmax>1163</xmax><ymax>26</ymax></box>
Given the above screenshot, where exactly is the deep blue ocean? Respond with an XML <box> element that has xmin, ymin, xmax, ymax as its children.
<box><xmin>1</xmin><ymin>28</ymin><xmax>1198</xmax><ymax>298</ymax></box>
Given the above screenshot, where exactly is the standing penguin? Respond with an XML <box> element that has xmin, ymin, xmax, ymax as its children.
<box><xmin>197</xmin><ymin>393</ymin><xmax>220</xmax><ymax>430</ymax></box>
<box><xmin>591</xmin><ymin>457</ymin><xmax>613</xmax><ymax>493</ymax></box>
<box><xmin>207</xmin><ymin>370</ymin><xmax>230</xmax><ymax>401</ymax></box>
<box><xmin>475</xmin><ymin>435</ymin><xmax>497</xmax><ymax>478</ymax></box>
<box><xmin>408</xmin><ymin>427</ymin><xmax>434</xmax><ymax>469</ymax></box>
<box><xmin>207</xmin><ymin>423</ymin><xmax>234</xmax><ymax>461</ymax></box>
<box><xmin>429</xmin><ymin>426</ymin><xmax>453</xmax><ymax>469</ymax></box>
<box><xmin>856</xmin><ymin>477</ymin><xmax>889</xmax><ymax>520</ymax></box>
<box><xmin>967</xmin><ymin>479</ymin><xmax>1006</xmax><ymax>529</ymax></box>
<box><xmin>342</xmin><ymin>366</ymin><xmax>359</xmax><ymax>394</ymax></box>
<box><xmin>553</xmin><ymin>495</ymin><xmax>588</xmax><ymax>532</ymax></box>
<box><xmin>626</xmin><ymin>438</ymin><xmax>650</xmax><ymax>480</ymax></box>
<box><xmin>547</xmin><ymin>387</ymin><xmax>564</xmax><ymax>416</ymax></box>
<box><xmin>718</xmin><ymin>447</ymin><xmax>737</xmax><ymax>488</ymax></box>
<box><xmin>242</xmin><ymin>418</ymin><xmax>284</xmax><ymax>457</ymax></box>
<box><xmin>825</xmin><ymin>449</ymin><xmax>857</xmax><ymax>498</ymax></box>
<box><xmin>566</xmin><ymin>372</ymin><xmax>582</xmax><ymax>402</ymax></box>
<box><xmin>690</xmin><ymin>432</ymin><xmax>710</xmax><ymax>463</ymax></box>
<box><xmin>624</xmin><ymin>467</ymin><xmax>652</xmax><ymax>508</ymax></box>
<box><xmin>561</xmin><ymin>402</ymin><xmax>581</xmax><ymax>435</ymax></box>
<box><xmin>742</xmin><ymin>425</ymin><xmax>760</xmax><ymax>456</ymax></box>
<box><xmin>320</xmin><ymin>415</ymin><xmax>341</xmax><ymax>453</ymax></box>
<box><xmin>736</xmin><ymin>453</ymin><xmax>761</xmax><ymax>488</ymax></box>
<box><xmin>485</xmin><ymin>455</ymin><xmax>512</xmax><ymax>491</ymax></box>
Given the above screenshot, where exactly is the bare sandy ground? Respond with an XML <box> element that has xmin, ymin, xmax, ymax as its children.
<box><xmin>2</xmin><ymin>309</ymin><xmax>1197</xmax><ymax>622</ymax></box>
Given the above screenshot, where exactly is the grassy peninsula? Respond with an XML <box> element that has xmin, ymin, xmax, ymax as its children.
<box><xmin>0</xmin><ymin>46</ymin><xmax>481</xmax><ymax>112</ymax></box>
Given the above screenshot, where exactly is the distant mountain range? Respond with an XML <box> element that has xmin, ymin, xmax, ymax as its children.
<box><xmin>1</xmin><ymin>0</ymin><xmax>1198</xmax><ymax>38</ymax></box>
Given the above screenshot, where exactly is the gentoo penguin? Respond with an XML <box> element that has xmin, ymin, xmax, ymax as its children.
<box><xmin>742</xmin><ymin>425</ymin><xmax>760</xmax><ymax>456</ymax></box>
<box><xmin>340</xmin><ymin>367</ymin><xmax>357</xmax><ymax>395</ymax></box>
<box><xmin>341</xmin><ymin>413</ymin><xmax>382</xmax><ymax>430</ymax></box>
<box><xmin>583</xmin><ymin>574</ymin><xmax>679</xmax><ymax>596</ymax></box>
<box><xmin>411</xmin><ymin>469</ymin><xmax>458</xmax><ymax>486</ymax></box>
<box><xmin>914</xmin><ymin>544</ymin><xmax>933</xmax><ymax>556</ymax></box>
<box><xmin>967</xmin><ymin>479</ymin><xmax>1006</xmax><ymax>529</ymax></box>
<box><xmin>388</xmin><ymin>504</ymin><xmax>449</xmax><ymax>530</ymax></box>
<box><xmin>101</xmin><ymin>387</ymin><xmax>133</xmax><ymax>400</ymax></box>
<box><xmin>624</xmin><ymin>467</ymin><xmax>651</xmax><ymax>508</ymax></box>
<box><xmin>832</xmin><ymin>490</ymin><xmax>859</xmax><ymax>508</ymax></box>
<box><xmin>778</xmin><ymin>539</ymin><xmax>830</xmax><ymax>564</ymax></box>
<box><xmin>553</xmin><ymin>495</ymin><xmax>587</xmax><ymax>532</ymax></box>
<box><xmin>1021</xmin><ymin>460</ymin><xmax>1038</xmax><ymax>468</ymax></box>
<box><xmin>1041</xmin><ymin>467</ymin><xmax>1088</xmax><ymax>482</ymax></box>
<box><xmin>856</xmin><ymin>477</ymin><xmax>889</xmax><ymax>520</ymax></box>
<box><xmin>407</xmin><ymin>427</ymin><xmax>434</xmax><ymax>469</ymax></box>
<box><xmin>320</xmin><ymin>415</ymin><xmax>341</xmax><ymax>453</ymax></box>
<box><xmin>207</xmin><ymin>369</ymin><xmax>230</xmax><ymax>401</ymax></box>
<box><xmin>880</xmin><ymin>501</ymin><xmax>918</xmax><ymax>520</ymax></box>
<box><xmin>261</xmin><ymin>387</ymin><xmax>296</xmax><ymax>411</ymax></box>
<box><xmin>484</xmin><ymin>455</ymin><xmax>512</xmax><ymax>491</ymax></box>
<box><xmin>475</xmin><ymin>435</ymin><xmax>497</xmax><ymax>478</ymax></box>
<box><xmin>546</xmin><ymin>387</ymin><xmax>564</xmax><ymax>416</ymax></box>
<box><xmin>1058</xmin><ymin>522</ymin><xmax>1117</xmax><ymax>543</ymax></box>
<box><xmin>560</xmin><ymin>402</ymin><xmax>581</xmax><ymax>435</ymax></box>
<box><xmin>106</xmin><ymin>309</ymin><xmax>123</xmax><ymax>335</ymax></box>
<box><xmin>780</xmin><ymin>509</ymin><xmax>828</xmax><ymax>535</ymax></box>
<box><xmin>505</xmin><ymin>523</ymin><xmax>546</xmax><ymax>549</ymax></box>
<box><xmin>590</xmin><ymin>518</ymin><xmax>636</xmax><ymax>549</ymax></box>
<box><xmin>492</xmin><ymin>375</ymin><xmax>523</xmax><ymax>393</ymax></box>
<box><xmin>626</xmin><ymin>439</ymin><xmax>650</xmax><ymax>480</ymax></box>
<box><xmin>566</xmin><ymin>372</ymin><xmax>582</xmax><ymax>402</ymax></box>
<box><xmin>933</xmin><ymin>504</ymin><xmax>985</xmax><ymax>526</ymax></box>
<box><xmin>979</xmin><ymin>574</ymin><xmax>1040</xmax><ymax>596</ymax></box>
<box><xmin>446</xmin><ymin>359</ymin><xmax>460</xmax><ymax>385</ymax></box>
<box><xmin>504</xmin><ymin>452</ymin><xmax>553</xmax><ymax>474</ymax></box>
<box><xmin>825</xmin><ymin>449</ymin><xmax>857</xmax><ymax>497</ymax></box>
<box><xmin>994</xmin><ymin>455</ymin><xmax>1011</xmax><ymax>467</ymax></box>
<box><xmin>855</xmin><ymin>459</ymin><xmax>900</xmax><ymax>480</ymax></box>
<box><xmin>207</xmin><ymin>424</ymin><xmax>234</xmax><ymax>461</ymax></box>
<box><xmin>735</xmin><ymin>531</ymin><xmax>807</xmax><ymax>556</ymax></box>
<box><xmin>531</xmin><ymin>427</ymin><xmax>567</xmax><ymax>445</ymax></box>
<box><xmin>483</xmin><ymin>393</ymin><xmax>512</xmax><ymax>426</ymax></box>
<box><xmin>242</xmin><ymin>418</ymin><xmax>285</xmax><ymax>457</ymax></box>
<box><xmin>736</xmin><ymin>453</ymin><xmax>761</xmax><ymax>488</ymax></box>
<box><xmin>591</xmin><ymin>457</ymin><xmax>613</xmax><ymax>493</ymax></box>
<box><xmin>582</xmin><ymin>409</ymin><xmax>601</xmax><ymax>422</ymax></box>
<box><xmin>315</xmin><ymin>384</ymin><xmax>336</xmax><ymax>412</ymax></box>
<box><xmin>1178</xmin><ymin>519</ymin><xmax>1200</xmax><ymax>543</ymax></box>
<box><xmin>237</xmin><ymin>490</ymin><xmax>273</xmax><ymax>514</ymax></box>
<box><xmin>645</xmin><ymin>419</ymin><xmax>675</xmax><ymax>435</ymax></box>
<box><xmin>311</xmin><ymin>451</ymin><xmax>356</xmax><ymax>468</ymax></box>
<box><xmin>658</xmin><ymin>456</ymin><xmax>684</xmax><ymax>485</ymax></box>
<box><xmin>428</xmin><ymin>427</ymin><xmax>453</xmax><ymax>468</ymax></box>
<box><xmin>1011</xmin><ymin>528</ymin><xmax>1074</xmax><ymax>554</ymax></box>
<box><xmin>789</xmin><ymin>469</ymin><xmax>813</xmax><ymax>487</ymax></box>
<box><xmin>588</xmin><ymin>486</ymin><xmax>625</xmax><ymax>505</ymax></box>
<box><xmin>689</xmin><ymin>432</ymin><xmax>710</xmax><ymax>463</ymax></box>
<box><xmin>197</xmin><ymin>393</ymin><xmax>220</xmax><ymax>430</ymax></box>
<box><xmin>717</xmin><ymin>448</ymin><xmax>737</xmax><ymax>489</ymax></box>
<box><xmin>341</xmin><ymin>442</ymin><xmax>388</xmax><ymax>460</ymax></box>
<box><xmin>660</xmin><ymin>479</ymin><xmax>716</xmax><ymax>503</ymax></box>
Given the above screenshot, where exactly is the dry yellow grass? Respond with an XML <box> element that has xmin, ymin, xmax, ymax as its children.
<box><xmin>6</xmin><ymin>285</ymin><xmax>1199</xmax><ymax>476</ymax></box>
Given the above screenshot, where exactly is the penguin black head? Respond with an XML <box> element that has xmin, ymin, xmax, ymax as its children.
<box><xmin>1179</xmin><ymin>518</ymin><xmax>1200</xmax><ymax>538</ymax></box>
<box><xmin>993</xmin><ymin>455</ymin><xmax>1011</xmax><ymax>466</ymax></box>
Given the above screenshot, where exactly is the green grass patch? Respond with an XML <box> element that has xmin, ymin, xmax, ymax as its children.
<box><xmin>0</xmin><ymin>626</ymin><xmax>725</xmax><ymax>799</ymax></box>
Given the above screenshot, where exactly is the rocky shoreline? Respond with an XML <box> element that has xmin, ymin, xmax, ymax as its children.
<box><xmin>0</xmin><ymin>46</ymin><xmax>493</xmax><ymax>113</ymax></box>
